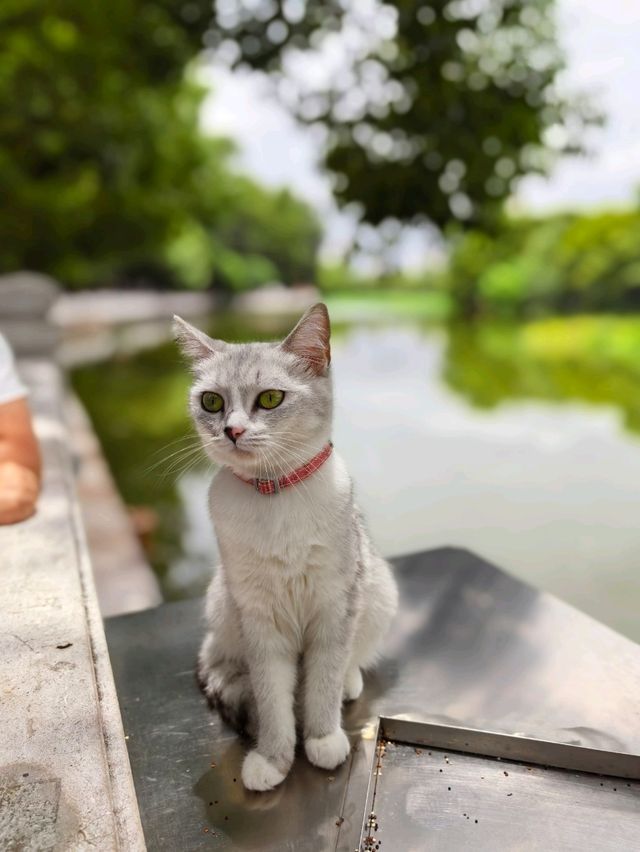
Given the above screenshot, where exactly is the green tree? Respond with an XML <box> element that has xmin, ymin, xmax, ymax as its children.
<box><xmin>1</xmin><ymin>0</ymin><xmax>595</xmax><ymax>288</ymax></box>
<box><xmin>166</xmin><ymin>181</ymin><xmax>321</xmax><ymax>291</ymax></box>
<box><xmin>445</xmin><ymin>209</ymin><xmax>640</xmax><ymax>316</ymax></box>
<box><xmin>0</xmin><ymin>0</ymin><xmax>319</xmax><ymax>288</ymax></box>
<box><xmin>214</xmin><ymin>0</ymin><xmax>597</xmax><ymax>228</ymax></box>
<box><xmin>1</xmin><ymin>2</ymin><xmax>192</xmax><ymax>283</ymax></box>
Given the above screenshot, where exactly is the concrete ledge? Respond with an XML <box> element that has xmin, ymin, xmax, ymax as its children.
<box><xmin>66</xmin><ymin>394</ymin><xmax>162</xmax><ymax>617</ymax></box>
<box><xmin>52</xmin><ymin>290</ymin><xmax>217</xmax><ymax>367</ymax></box>
<box><xmin>0</xmin><ymin>272</ymin><xmax>60</xmax><ymax>358</ymax></box>
<box><xmin>0</xmin><ymin>359</ymin><xmax>145</xmax><ymax>850</ymax></box>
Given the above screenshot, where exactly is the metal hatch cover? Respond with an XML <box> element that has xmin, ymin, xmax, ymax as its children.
<box><xmin>106</xmin><ymin>547</ymin><xmax>640</xmax><ymax>851</ymax></box>
<box><xmin>358</xmin><ymin>734</ymin><xmax>639</xmax><ymax>852</ymax></box>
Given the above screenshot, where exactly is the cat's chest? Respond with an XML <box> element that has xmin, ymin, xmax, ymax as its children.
<box><xmin>220</xmin><ymin>500</ymin><xmax>336</xmax><ymax>570</ymax></box>
<box><xmin>209</xmin><ymin>467</ymin><xmax>349</xmax><ymax>573</ymax></box>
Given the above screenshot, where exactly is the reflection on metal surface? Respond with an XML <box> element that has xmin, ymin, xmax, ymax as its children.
<box><xmin>358</xmin><ymin>736</ymin><xmax>640</xmax><ymax>852</ymax></box>
<box><xmin>106</xmin><ymin>547</ymin><xmax>640</xmax><ymax>851</ymax></box>
<box><xmin>381</xmin><ymin>718</ymin><xmax>640</xmax><ymax>779</ymax></box>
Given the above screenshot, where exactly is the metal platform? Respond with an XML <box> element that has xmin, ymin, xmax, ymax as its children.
<box><xmin>105</xmin><ymin>547</ymin><xmax>640</xmax><ymax>851</ymax></box>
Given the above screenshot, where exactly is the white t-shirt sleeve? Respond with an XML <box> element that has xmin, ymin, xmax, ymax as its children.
<box><xmin>0</xmin><ymin>333</ymin><xmax>28</xmax><ymax>405</ymax></box>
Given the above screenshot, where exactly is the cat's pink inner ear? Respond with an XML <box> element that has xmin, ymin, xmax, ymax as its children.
<box><xmin>282</xmin><ymin>303</ymin><xmax>331</xmax><ymax>375</ymax></box>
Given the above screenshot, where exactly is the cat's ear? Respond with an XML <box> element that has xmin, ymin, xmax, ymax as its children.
<box><xmin>173</xmin><ymin>315</ymin><xmax>224</xmax><ymax>364</ymax></box>
<box><xmin>281</xmin><ymin>303</ymin><xmax>331</xmax><ymax>375</ymax></box>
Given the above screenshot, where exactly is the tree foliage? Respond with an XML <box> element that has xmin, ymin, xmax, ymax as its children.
<box><xmin>167</xmin><ymin>181</ymin><xmax>320</xmax><ymax>291</ymax></box>
<box><xmin>0</xmin><ymin>0</ymin><xmax>319</xmax><ymax>288</ymax></box>
<box><xmin>446</xmin><ymin>209</ymin><xmax>640</xmax><ymax>316</ymax></box>
<box><xmin>0</xmin><ymin>0</ymin><xmax>597</xmax><ymax>288</ymax></box>
<box><xmin>210</xmin><ymin>0</ymin><xmax>598</xmax><ymax>227</ymax></box>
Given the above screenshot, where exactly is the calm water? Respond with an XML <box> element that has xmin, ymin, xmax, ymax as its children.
<box><xmin>73</xmin><ymin>318</ymin><xmax>640</xmax><ymax>642</ymax></box>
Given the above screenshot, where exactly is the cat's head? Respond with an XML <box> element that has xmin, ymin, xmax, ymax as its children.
<box><xmin>174</xmin><ymin>303</ymin><xmax>333</xmax><ymax>478</ymax></box>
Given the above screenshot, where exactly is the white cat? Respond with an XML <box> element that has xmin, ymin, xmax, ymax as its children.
<box><xmin>174</xmin><ymin>303</ymin><xmax>398</xmax><ymax>792</ymax></box>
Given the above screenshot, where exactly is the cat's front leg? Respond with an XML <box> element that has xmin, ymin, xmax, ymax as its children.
<box><xmin>303</xmin><ymin>614</ymin><xmax>353</xmax><ymax>771</ymax></box>
<box><xmin>240</xmin><ymin>629</ymin><xmax>297</xmax><ymax>792</ymax></box>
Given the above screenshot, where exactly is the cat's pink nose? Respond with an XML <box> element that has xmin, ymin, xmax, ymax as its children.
<box><xmin>224</xmin><ymin>425</ymin><xmax>245</xmax><ymax>443</ymax></box>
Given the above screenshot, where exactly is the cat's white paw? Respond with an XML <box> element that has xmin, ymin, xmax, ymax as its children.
<box><xmin>241</xmin><ymin>750</ymin><xmax>286</xmax><ymax>792</ymax></box>
<box><xmin>305</xmin><ymin>729</ymin><xmax>351</xmax><ymax>770</ymax></box>
<box><xmin>343</xmin><ymin>667</ymin><xmax>363</xmax><ymax>702</ymax></box>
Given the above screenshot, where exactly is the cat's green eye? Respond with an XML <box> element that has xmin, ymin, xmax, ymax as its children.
<box><xmin>201</xmin><ymin>391</ymin><xmax>224</xmax><ymax>413</ymax></box>
<box><xmin>257</xmin><ymin>389</ymin><xmax>285</xmax><ymax>410</ymax></box>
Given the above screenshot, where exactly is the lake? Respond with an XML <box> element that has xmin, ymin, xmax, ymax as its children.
<box><xmin>72</xmin><ymin>311</ymin><xmax>640</xmax><ymax>643</ymax></box>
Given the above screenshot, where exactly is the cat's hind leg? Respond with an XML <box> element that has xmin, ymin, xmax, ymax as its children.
<box><xmin>196</xmin><ymin>568</ymin><xmax>256</xmax><ymax>737</ymax></box>
<box><xmin>348</xmin><ymin>553</ymin><xmax>398</xmax><ymax>685</ymax></box>
<box><xmin>342</xmin><ymin>664</ymin><xmax>364</xmax><ymax>702</ymax></box>
<box><xmin>197</xmin><ymin>634</ymin><xmax>255</xmax><ymax>736</ymax></box>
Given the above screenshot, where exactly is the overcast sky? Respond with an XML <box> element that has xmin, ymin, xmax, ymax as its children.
<box><xmin>200</xmin><ymin>0</ymin><xmax>640</xmax><ymax>269</ymax></box>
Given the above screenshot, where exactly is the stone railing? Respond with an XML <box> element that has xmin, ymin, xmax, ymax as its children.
<box><xmin>0</xmin><ymin>275</ymin><xmax>146</xmax><ymax>849</ymax></box>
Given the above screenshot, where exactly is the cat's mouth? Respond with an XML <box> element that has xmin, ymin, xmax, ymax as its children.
<box><xmin>226</xmin><ymin>440</ymin><xmax>255</xmax><ymax>457</ymax></box>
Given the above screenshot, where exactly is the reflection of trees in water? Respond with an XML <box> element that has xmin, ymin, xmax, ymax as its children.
<box><xmin>443</xmin><ymin>322</ymin><xmax>640</xmax><ymax>435</ymax></box>
<box><xmin>72</xmin><ymin>340</ymin><xmax>195</xmax><ymax>592</ymax></box>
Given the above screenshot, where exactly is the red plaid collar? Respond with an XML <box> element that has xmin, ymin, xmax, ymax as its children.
<box><xmin>234</xmin><ymin>441</ymin><xmax>333</xmax><ymax>495</ymax></box>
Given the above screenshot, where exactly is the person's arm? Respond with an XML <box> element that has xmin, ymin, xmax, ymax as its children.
<box><xmin>0</xmin><ymin>398</ymin><xmax>41</xmax><ymax>524</ymax></box>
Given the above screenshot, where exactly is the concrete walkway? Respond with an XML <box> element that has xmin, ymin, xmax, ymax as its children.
<box><xmin>0</xmin><ymin>360</ymin><xmax>145</xmax><ymax>850</ymax></box>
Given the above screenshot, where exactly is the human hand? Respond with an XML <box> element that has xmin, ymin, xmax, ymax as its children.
<box><xmin>0</xmin><ymin>460</ymin><xmax>39</xmax><ymax>524</ymax></box>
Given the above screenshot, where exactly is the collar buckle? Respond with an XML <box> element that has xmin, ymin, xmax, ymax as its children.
<box><xmin>254</xmin><ymin>477</ymin><xmax>280</xmax><ymax>495</ymax></box>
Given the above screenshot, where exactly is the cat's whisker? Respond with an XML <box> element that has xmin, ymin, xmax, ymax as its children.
<box><xmin>262</xmin><ymin>437</ymin><xmax>326</xmax><ymax>479</ymax></box>
<box><xmin>148</xmin><ymin>434</ymin><xmax>224</xmax><ymax>478</ymax></box>
<box><xmin>254</xmin><ymin>434</ymin><xmax>323</xmax><ymax>463</ymax></box>
<box><xmin>260</xmin><ymin>442</ymin><xmax>318</xmax><ymax>517</ymax></box>
<box><xmin>143</xmin><ymin>430</ymin><xmax>224</xmax><ymax>469</ymax></box>
<box><xmin>147</xmin><ymin>432</ymin><xmax>201</xmax><ymax>457</ymax></box>
<box><xmin>144</xmin><ymin>442</ymin><xmax>205</xmax><ymax>474</ymax></box>
<box><xmin>179</xmin><ymin>454</ymin><xmax>213</xmax><ymax>480</ymax></box>
<box><xmin>251</xmin><ymin>436</ymin><xmax>335</xmax><ymax>523</ymax></box>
